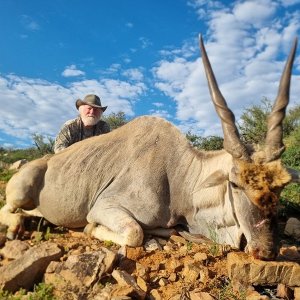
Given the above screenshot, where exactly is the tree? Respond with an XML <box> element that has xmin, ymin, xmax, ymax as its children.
<box><xmin>186</xmin><ymin>131</ymin><xmax>223</xmax><ymax>151</ymax></box>
<box><xmin>103</xmin><ymin>112</ymin><xmax>129</xmax><ymax>130</ymax></box>
<box><xmin>238</xmin><ymin>97</ymin><xmax>300</xmax><ymax>146</ymax></box>
<box><xmin>32</xmin><ymin>134</ymin><xmax>55</xmax><ymax>155</ymax></box>
<box><xmin>238</xmin><ymin>97</ymin><xmax>271</xmax><ymax>145</ymax></box>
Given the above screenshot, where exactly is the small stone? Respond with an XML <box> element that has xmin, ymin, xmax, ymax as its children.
<box><xmin>278</xmin><ymin>245</ymin><xmax>300</xmax><ymax>261</ymax></box>
<box><xmin>137</xmin><ymin>276</ymin><xmax>148</xmax><ymax>292</ymax></box>
<box><xmin>0</xmin><ymin>240</ymin><xmax>30</xmax><ymax>260</ymax></box>
<box><xmin>165</xmin><ymin>259</ymin><xmax>183</xmax><ymax>272</ymax></box>
<box><xmin>163</xmin><ymin>245</ymin><xmax>172</xmax><ymax>251</ymax></box>
<box><xmin>246</xmin><ymin>290</ymin><xmax>270</xmax><ymax>299</ymax></box>
<box><xmin>182</xmin><ymin>263</ymin><xmax>201</xmax><ymax>282</ymax></box>
<box><xmin>158</xmin><ymin>277</ymin><xmax>168</xmax><ymax>286</ymax></box>
<box><xmin>112</xmin><ymin>269</ymin><xmax>146</xmax><ymax>299</ymax></box>
<box><xmin>276</xmin><ymin>283</ymin><xmax>293</xmax><ymax>299</ymax></box>
<box><xmin>194</xmin><ymin>252</ymin><xmax>208</xmax><ymax>262</ymax></box>
<box><xmin>170</xmin><ymin>235</ymin><xmax>187</xmax><ymax>245</ymax></box>
<box><xmin>136</xmin><ymin>262</ymin><xmax>150</xmax><ymax>281</ymax></box>
<box><xmin>190</xmin><ymin>291</ymin><xmax>215</xmax><ymax>300</ymax></box>
<box><xmin>284</xmin><ymin>218</ymin><xmax>300</xmax><ymax>241</ymax></box>
<box><xmin>168</xmin><ymin>272</ymin><xmax>177</xmax><ymax>282</ymax></box>
<box><xmin>144</xmin><ymin>239</ymin><xmax>162</xmax><ymax>251</ymax></box>
<box><xmin>125</xmin><ymin>246</ymin><xmax>144</xmax><ymax>260</ymax></box>
<box><xmin>150</xmin><ymin>289</ymin><xmax>161</xmax><ymax>300</ymax></box>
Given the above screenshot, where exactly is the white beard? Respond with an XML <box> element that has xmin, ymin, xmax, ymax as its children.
<box><xmin>81</xmin><ymin>115</ymin><xmax>101</xmax><ymax>126</ymax></box>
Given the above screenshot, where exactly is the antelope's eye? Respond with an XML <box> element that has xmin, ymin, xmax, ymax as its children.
<box><xmin>230</xmin><ymin>182</ymin><xmax>238</xmax><ymax>189</ymax></box>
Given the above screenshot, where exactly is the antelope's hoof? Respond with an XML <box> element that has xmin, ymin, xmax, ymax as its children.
<box><xmin>84</xmin><ymin>223</ymin><xmax>96</xmax><ymax>236</ymax></box>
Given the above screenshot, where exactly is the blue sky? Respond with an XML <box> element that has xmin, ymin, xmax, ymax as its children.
<box><xmin>0</xmin><ymin>0</ymin><xmax>300</xmax><ymax>149</ymax></box>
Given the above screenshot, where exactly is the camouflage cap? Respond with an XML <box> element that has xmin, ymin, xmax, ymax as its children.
<box><xmin>75</xmin><ymin>94</ymin><xmax>107</xmax><ymax>111</ymax></box>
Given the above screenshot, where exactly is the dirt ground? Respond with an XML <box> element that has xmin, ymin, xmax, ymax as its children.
<box><xmin>1</xmin><ymin>216</ymin><xmax>299</xmax><ymax>300</ymax></box>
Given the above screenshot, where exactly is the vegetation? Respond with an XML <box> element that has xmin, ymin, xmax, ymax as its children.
<box><xmin>32</xmin><ymin>134</ymin><xmax>54</xmax><ymax>155</ymax></box>
<box><xmin>103</xmin><ymin>111</ymin><xmax>129</xmax><ymax>130</ymax></box>
<box><xmin>186</xmin><ymin>132</ymin><xmax>223</xmax><ymax>150</ymax></box>
<box><xmin>238</xmin><ymin>97</ymin><xmax>300</xmax><ymax>144</ymax></box>
<box><xmin>0</xmin><ymin>283</ymin><xmax>56</xmax><ymax>300</ymax></box>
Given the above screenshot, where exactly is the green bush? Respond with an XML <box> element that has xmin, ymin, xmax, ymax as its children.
<box><xmin>0</xmin><ymin>168</ymin><xmax>16</xmax><ymax>182</ymax></box>
<box><xmin>0</xmin><ymin>148</ymin><xmax>42</xmax><ymax>164</ymax></box>
<box><xmin>281</xmin><ymin>146</ymin><xmax>300</xmax><ymax>206</ymax></box>
<box><xmin>0</xmin><ymin>283</ymin><xmax>56</xmax><ymax>300</ymax></box>
<box><xmin>282</xmin><ymin>146</ymin><xmax>300</xmax><ymax>168</ymax></box>
<box><xmin>186</xmin><ymin>132</ymin><xmax>223</xmax><ymax>150</ymax></box>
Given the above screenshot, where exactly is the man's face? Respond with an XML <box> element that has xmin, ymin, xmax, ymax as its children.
<box><xmin>79</xmin><ymin>104</ymin><xmax>103</xmax><ymax>126</ymax></box>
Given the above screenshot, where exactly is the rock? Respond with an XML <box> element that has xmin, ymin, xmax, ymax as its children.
<box><xmin>149</xmin><ymin>289</ymin><xmax>162</xmax><ymax>300</ymax></box>
<box><xmin>112</xmin><ymin>285</ymin><xmax>144</xmax><ymax>299</ymax></box>
<box><xmin>227</xmin><ymin>252</ymin><xmax>300</xmax><ymax>287</ymax></box>
<box><xmin>0</xmin><ymin>240</ymin><xmax>30</xmax><ymax>260</ymax></box>
<box><xmin>111</xmin><ymin>269</ymin><xmax>146</xmax><ymax>299</ymax></box>
<box><xmin>194</xmin><ymin>252</ymin><xmax>208</xmax><ymax>262</ymax></box>
<box><xmin>168</xmin><ymin>272</ymin><xmax>177</xmax><ymax>282</ymax></box>
<box><xmin>276</xmin><ymin>283</ymin><xmax>293</xmax><ymax>299</ymax></box>
<box><xmin>246</xmin><ymin>290</ymin><xmax>270</xmax><ymax>299</ymax></box>
<box><xmin>169</xmin><ymin>235</ymin><xmax>187</xmax><ymax>245</ymax></box>
<box><xmin>125</xmin><ymin>246</ymin><xmax>144</xmax><ymax>260</ymax></box>
<box><xmin>45</xmin><ymin>248</ymin><xmax>117</xmax><ymax>290</ymax></box>
<box><xmin>137</xmin><ymin>276</ymin><xmax>148</xmax><ymax>292</ymax></box>
<box><xmin>144</xmin><ymin>239</ymin><xmax>162</xmax><ymax>251</ymax></box>
<box><xmin>278</xmin><ymin>245</ymin><xmax>300</xmax><ymax>261</ymax></box>
<box><xmin>135</xmin><ymin>262</ymin><xmax>150</xmax><ymax>281</ymax></box>
<box><xmin>182</xmin><ymin>263</ymin><xmax>201</xmax><ymax>282</ymax></box>
<box><xmin>165</xmin><ymin>259</ymin><xmax>183</xmax><ymax>273</ymax></box>
<box><xmin>190</xmin><ymin>291</ymin><xmax>215</xmax><ymax>300</ymax></box>
<box><xmin>182</xmin><ymin>263</ymin><xmax>208</xmax><ymax>284</ymax></box>
<box><xmin>0</xmin><ymin>242</ymin><xmax>63</xmax><ymax>292</ymax></box>
<box><xmin>9</xmin><ymin>159</ymin><xmax>28</xmax><ymax>170</ymax></box>
<box><xmin>284</xmin><ymin>217</ymin><xmax>300</xmax><ymax>241</ymax></box>
<box><xmin>158</xmin><ymin>277</ymin><xmax>168</xmax><ymax>286</ymax></box>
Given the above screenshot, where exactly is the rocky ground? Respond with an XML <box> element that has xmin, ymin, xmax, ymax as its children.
<box><xmin>0</xmin><ymin>215</ymin><xmax>300</xmax><ymax>300</ymax></box>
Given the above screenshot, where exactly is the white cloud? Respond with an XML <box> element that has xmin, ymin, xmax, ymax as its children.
<box><xmin>62</xmin><ymin>65</ymin><xmax>85</xmax><ymax>77</ymax></box>
<box><xmin>122</xmin><ymin>68</ymin><xmax>144</xmax><ymax>81</ymax></box>
<box><xmin>149</xmin><ymin>109</ymin><xmax>172</xmax><ymax>119</ymax></box>
<box><xmin>0</xmin><ymin>74</ymin><xmax>146</xmax><ymax>147</ymax></box>
<box><xmin>139</xmin><ymin>37</ymin><xmax>152</xmax><ymax>49</ymax></box>
<box><xmin>152</xmin><ymin>102</ymin><xmax>164</xmax><ymax>107</ymax></box>
<box><xmin>233</xmin><ymin>0</ymin><xmax>277</xmax><ymax>27</ymax></box>
<box><xmin>280</xmin><ymin>0</ymin><xmax>300</xmax><ymax>6</ymax></box>
<box><xmin>126</xmin><ymin>22</ymin><xmax>134</xmax><ymax>28</ymax></box>
<box><xmin>153</xmin><ymin>0</ymin><xmax>300</xmax><ymax>137</ymax></box>
<box><xmin>21</xmin><ymin>15</ymin><xmax>40</xmax><ymax>31</ymax></box>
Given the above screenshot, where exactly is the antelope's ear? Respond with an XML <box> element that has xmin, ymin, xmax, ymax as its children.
<box><xmin>287</xmin><ymin>167</ymin><xmax>300</xmax><ymax>183</ymax></box>
<box><xmin>193</xmin><ymin>170</ymin><xmax>229</xmax><ymax>193</ymax></box>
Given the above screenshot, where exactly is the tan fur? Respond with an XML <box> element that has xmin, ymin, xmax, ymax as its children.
<box><xmin>236</xmin><ymin>160</ymin><xmax>291</xmax><ymax>213</ymax></box>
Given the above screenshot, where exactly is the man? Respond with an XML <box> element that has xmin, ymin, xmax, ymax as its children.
<box><xmin>54</xmin><ymin>94</ymin><xmax>110</xmax><ymax>153</ymax></box>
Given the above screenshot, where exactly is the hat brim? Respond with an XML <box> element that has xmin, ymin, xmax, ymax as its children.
<box><xmin>76</xmin><ymin>99</ymin><xmax>107</xmax><ymax>111</ymax></box>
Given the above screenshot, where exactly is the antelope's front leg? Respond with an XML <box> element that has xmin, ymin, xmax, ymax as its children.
<box><xmin>0</xmin><ymin>204</ymin><xmax>25</xmax><ymax>239</ymax></box>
